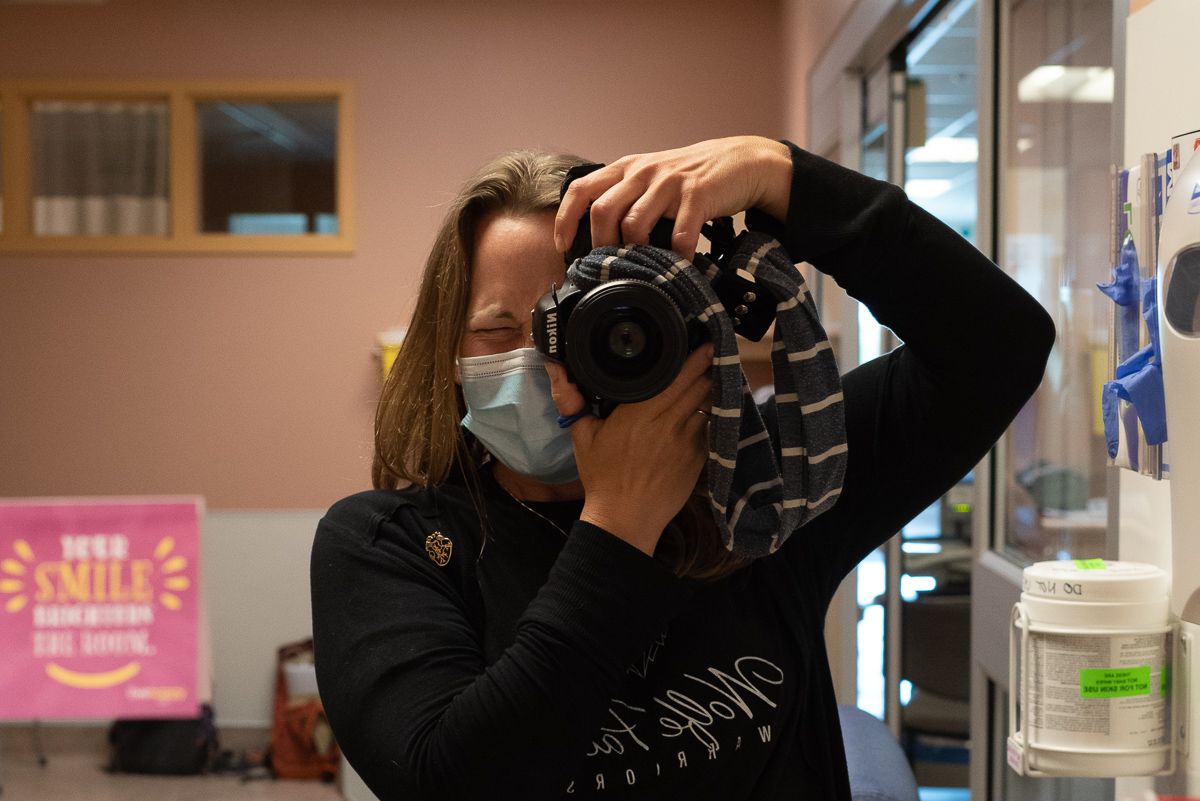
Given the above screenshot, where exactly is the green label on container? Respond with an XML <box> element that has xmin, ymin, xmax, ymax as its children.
<box><xmin>1079</xmin><ymin>667</ymin><xmax>1151</xmax><ymax>699</ymax></box>
<box><xmin>1073</xmin><ymin>559</ymin><xmax>1106</xmax><ymax>570</ymax></box>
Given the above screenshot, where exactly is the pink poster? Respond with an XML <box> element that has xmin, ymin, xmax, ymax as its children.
<box><xmin>0</xmin><ymin>497</ymin><xmax>202</xmax><ymax>720</ymax></box>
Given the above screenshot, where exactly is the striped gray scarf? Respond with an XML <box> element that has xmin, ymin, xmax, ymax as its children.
<box><xmin>567</xmin><ymin>232</ymin><xmax>847</xmax><ymax>558</ymax></box>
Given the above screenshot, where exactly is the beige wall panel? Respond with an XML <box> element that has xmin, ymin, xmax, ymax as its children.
<box><xmin>781</xmin><ymin>0</ymin><xmax>858</xmax><ymax>148</ymax></box>
<box><xmin>201</xmin><ymin>509</ymin><xmax>324</xmax><ymax>727</ymax></box>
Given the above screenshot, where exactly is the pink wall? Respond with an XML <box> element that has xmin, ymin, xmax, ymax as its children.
<box><xmin>0</xmin><ymin>0</ymin><xmax>788</xmax><ymax>509</ymax></box>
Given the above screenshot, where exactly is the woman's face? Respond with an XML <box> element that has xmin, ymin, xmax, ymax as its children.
<box><xmin>461</xmin><ymin>210</ymin><xmax>566</xmax><ymax>358</ymax></box>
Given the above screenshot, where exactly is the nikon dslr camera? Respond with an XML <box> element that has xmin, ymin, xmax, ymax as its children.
<box><xmin>531</xmin><ymin>163</ymin><xmax>774</xmax><ymax>415</ymax></box>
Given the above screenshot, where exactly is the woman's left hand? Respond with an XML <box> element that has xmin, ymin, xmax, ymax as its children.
<box><xmin>554</xmin><ymin>136</ymin><xmax>792</xmax><ymax>262</ymax></box>
<box><xmin>546</xmin><ymin>345</ymin><xmax>713</xmax><ymax>557</ymax></box>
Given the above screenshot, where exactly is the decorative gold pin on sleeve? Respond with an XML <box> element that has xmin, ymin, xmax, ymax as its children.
<box><xmin>425</xmin><ymin>532</ymin><xmax>452</xmax><ymax>566</ymax></box>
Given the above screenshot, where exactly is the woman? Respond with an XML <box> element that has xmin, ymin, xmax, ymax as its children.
<box><xmin>311</xmin><ymin>136</ymin><xmax>1055</xmax><ymax>800</ymax></box>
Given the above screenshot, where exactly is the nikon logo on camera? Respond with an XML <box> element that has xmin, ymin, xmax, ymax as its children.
<box><xmin>544</xmin><ymin>311</ymin><xmax>559</xmax><ymax>356</ymax></box>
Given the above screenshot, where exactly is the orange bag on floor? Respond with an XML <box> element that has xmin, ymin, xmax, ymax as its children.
<box><xmin>269</xmin><ymin>638</ymin><xmax>340</xmax><ymax>781</ymax></box>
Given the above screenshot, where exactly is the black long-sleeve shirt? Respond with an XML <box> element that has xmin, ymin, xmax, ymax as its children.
<box><xmin>310</xmin><ymin>143</ymin><xmax>1056</xmax><ymax>800</ymax></box>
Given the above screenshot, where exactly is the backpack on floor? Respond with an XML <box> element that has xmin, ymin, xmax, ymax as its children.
<box><xmin>107</xmin><ymin>703</ymin><xmax>218</xmax><ymax>775</ymax></box>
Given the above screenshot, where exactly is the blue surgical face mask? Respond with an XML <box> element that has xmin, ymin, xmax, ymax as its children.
<box><xmin>457</xmin><ymin>348</ymin><xmax>580</xmax><ymax>484</ymax></box>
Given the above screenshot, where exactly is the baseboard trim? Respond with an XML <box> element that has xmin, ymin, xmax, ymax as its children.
<box><xmin>0</xmin><ymin>723</ymin><xmax>271</xmax><ymax>759</ymax></box>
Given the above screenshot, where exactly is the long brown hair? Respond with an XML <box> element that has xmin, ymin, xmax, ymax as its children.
<box><xmin>373</xmin><ymin>149</ymin><xmax>749</xmax><ymax>581</ymax></box>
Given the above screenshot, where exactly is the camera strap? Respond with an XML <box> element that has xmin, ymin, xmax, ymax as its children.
<box><xmin>566</xmin><ymin>233</ymin><xmax>847</xmax><ymax>557</ymax></box>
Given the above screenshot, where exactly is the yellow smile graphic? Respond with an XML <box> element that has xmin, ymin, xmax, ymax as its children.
<box><xmin>45</xmin><ymin>661</ymin><xmax>141</xmax><ymax>689</ymax></box>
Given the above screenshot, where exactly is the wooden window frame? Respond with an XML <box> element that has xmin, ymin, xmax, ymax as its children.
<box><xmin>0</xmin><ymin>80</ymin><xmax>355</xmax><ymax>254</ymax></box>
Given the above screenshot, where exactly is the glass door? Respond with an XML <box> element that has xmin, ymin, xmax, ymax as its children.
<box><xmin>904</xmin><ymin>0</ymin><xmax>981</xmax><ymax>248</ymax></box>
<box><xmin>970</xmin><ymin>0</ymin><xmax>1117</xmax><ymax>797</ymax></box>
<box><xmin>896</xmin><ymin>0</ymin><xmax>980</xmax><ymax>791</ymax></box>
<box><xmin>855</xmin><ymin>52</ymin><xmax>907</xmax><ymax>736</ymax></box>
<box><xmin>997</xmin><ymin>0</ymin><xmax>1113</xmax><ymax>568</ymax></box>
<box><xmin>854</xmin><ymin>56</ymin><xmax>892</xmax><ymax>729</ymax></box>
<box><xmin>853</xmin><ymin>7</ymin><xmax>980</xmax><ymax>797</ymax></box>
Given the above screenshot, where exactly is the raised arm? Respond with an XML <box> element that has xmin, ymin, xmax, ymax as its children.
<box><xmin>554</xmin><ymin>136</ymin><xmax>1053</xmax><ymax>601</ymax></box>
<box><xmin>747</xmin><ymin>143</ymin><xmax>1055</xmax><ymax>601</ymax></box>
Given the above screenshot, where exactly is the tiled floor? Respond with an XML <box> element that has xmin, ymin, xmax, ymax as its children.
<box><xmin>0</xmin><ymin>752</ymin><xmax>342</xmax><ymax>801</ymax></box>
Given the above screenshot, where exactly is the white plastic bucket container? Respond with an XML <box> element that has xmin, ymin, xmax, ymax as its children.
<box><xmin>1008</xmin><ymin>560</ymin><xmax>1173</xmax><ymax>777</ymax></box>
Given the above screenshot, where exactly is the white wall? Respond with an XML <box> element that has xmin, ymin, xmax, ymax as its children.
<box><xmin>1119</xmin><ymin>0</ymin><xmax>1200</xmax><ymax>629</ymax></box>
<box><xmin>1117</xmin><ymin>0</ymin><xmax>1200</xmax><ymax>795</ymax></box>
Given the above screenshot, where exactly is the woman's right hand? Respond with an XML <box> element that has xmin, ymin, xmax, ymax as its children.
<box><xmin>546</xmin><ymin>343</ymin><xmax>713</xmax><ymax>556</ymax></box>
<box><xmin>554</xmin><ymin>136</ymin><xmax>792</xmax><ymax>262</ymax></box>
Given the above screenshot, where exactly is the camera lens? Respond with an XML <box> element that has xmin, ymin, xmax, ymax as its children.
<box><xmin>589</xmin><ymin>304</ymin><xmax>663</xmax><ymax>380</ymax></box>
<box><xmin>565</xmin><ymin>280</ymin><xmax>688</xmax><ymax>404</ymax></box>
<box><xmin>608</xmin><ymin>317</ymin><xmax>647</xmax><ymax>360</ymax></box>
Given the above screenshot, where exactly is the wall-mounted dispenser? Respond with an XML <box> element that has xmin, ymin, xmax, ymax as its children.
<box><xmin>1157</xmin><ymin>146</ymin><xmax>1200</xmax><ymax>793</ymax></box>
<box><xmin>1008</xmin><ymin>560</ymin><xmax>1173</xmax><ymax>778</ymax></box>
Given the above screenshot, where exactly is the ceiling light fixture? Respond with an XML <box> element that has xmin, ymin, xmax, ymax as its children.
<box><xmin>905</xmin><ymin>179</ymin><xmax>954</xmax><ymax>199</ymax></box>
<box><xmin>907</xmin><ymin>137</ymin><xmax>979</xmax><ymax>163</ymax></box>
<box><xmin>1018</xmin><ymin>66</ymin><xmax>1114</xmax><ymax>103</ymax></box>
